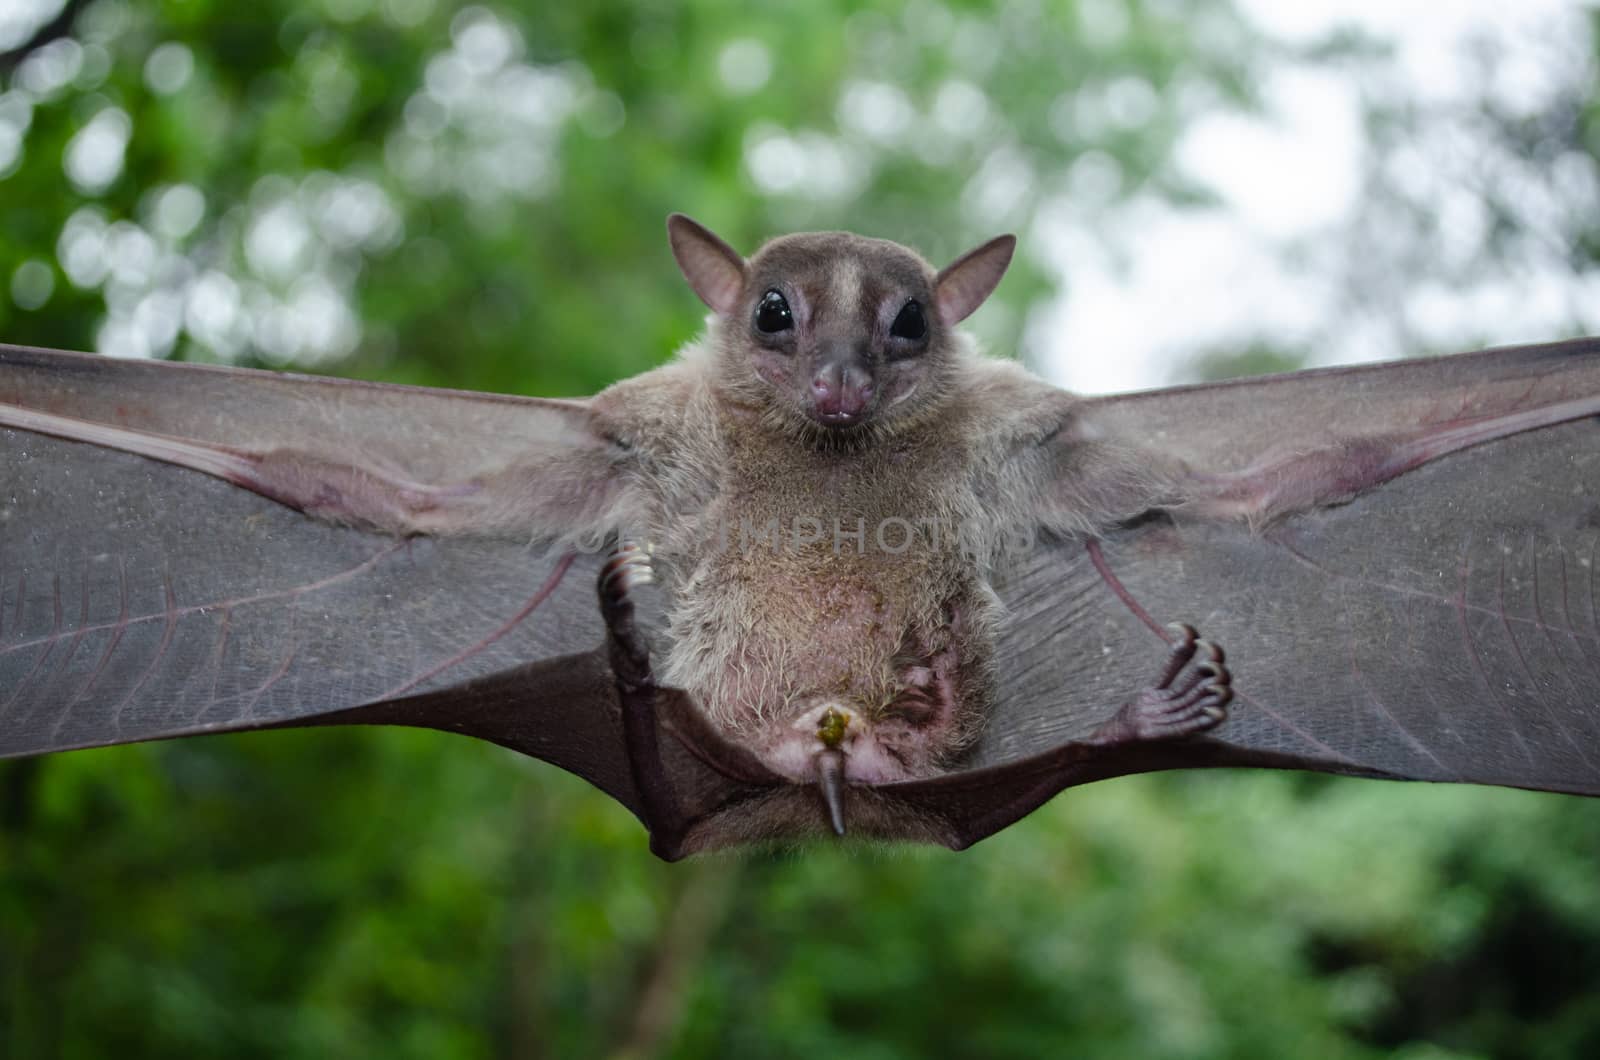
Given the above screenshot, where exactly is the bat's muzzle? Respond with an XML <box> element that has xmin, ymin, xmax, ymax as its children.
<box><xmin>808</xmin><ymin>357</ymin><xmax>876</xmax><ymax>428</ymax></box>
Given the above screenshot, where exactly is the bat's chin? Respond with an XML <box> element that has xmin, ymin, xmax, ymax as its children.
<box><xmin>805</xmin><ymin>406</ymin><xmax>875</xmax><ymax>432</ymax></box>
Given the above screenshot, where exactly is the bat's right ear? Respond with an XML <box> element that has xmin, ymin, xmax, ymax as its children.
<box><xmin>667</xmin><ymin>214</ymin><xmax>747</xmax><ymax>317</ymax></box>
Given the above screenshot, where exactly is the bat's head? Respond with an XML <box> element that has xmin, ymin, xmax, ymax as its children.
<box><xmin>668</xmin><ymin>213</ymin><xmax>1014</xmax><ymax>440</ymax></box>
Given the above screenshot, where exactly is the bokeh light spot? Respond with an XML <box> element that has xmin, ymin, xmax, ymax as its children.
<box><xmin>143</xmin><ymin>42</ymin><xmax>194</xmax><ymax>96</ymax></box>
<box><xmin>10</xmin><ymin>260</ymin><xmax>55</xmax><ymax>310</ymax></box>
<box><xmin>63</xmin><ymin>107</ymin><xmax>131</xmax><ymax>195</ymax></box>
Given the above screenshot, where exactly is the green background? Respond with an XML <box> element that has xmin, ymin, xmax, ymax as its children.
<box><xmin>3</xmin><ymin>2</ymin><xmax>1599</xmax><ymax>1056</ymax></box>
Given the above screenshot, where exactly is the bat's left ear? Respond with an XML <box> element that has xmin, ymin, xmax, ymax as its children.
<box><xmin>935</xmin><ymin>234</ymin><xmax>1016</xmax><ymax>325</ymax></box>
<box><xmin>668</xmin><ymin>213</ymin><xmax>748</xmax><ymax>317</ymax></box>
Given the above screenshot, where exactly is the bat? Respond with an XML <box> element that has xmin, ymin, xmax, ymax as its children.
<box><xmin>3</xmin><ymin>216</ymin><xmax>1599</xmax><ymax>860</ymax></box>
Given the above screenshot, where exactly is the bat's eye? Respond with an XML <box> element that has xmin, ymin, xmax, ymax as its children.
<box><xmin>890</xmin><ymin>300</ymin><xmax>926</xmax><ymax>340</ymax></box>
<box><xmin>755</xmin><ymin>290</ymin><xmax>793</xmax><ymax>334</ymax></box>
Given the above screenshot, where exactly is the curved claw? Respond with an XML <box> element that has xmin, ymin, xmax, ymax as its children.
<box><xmin>600</xmin><ymin>541</ymin><xmax>654</xmax><ymax>596</ymax></box>
<box><xmin>816</xmin><ymin>748</ymin><xmax>848</xmax><ymax>837</ymax></box>
<box><xmin>1153</xmin><ymin>625</ymin><xmax>1201</xmax><ymax>688</ymax></box>
<box><xmin>1165</xmin><ymin>621</ymin><xmax>1199</xmax><ymax>647</ymax></box>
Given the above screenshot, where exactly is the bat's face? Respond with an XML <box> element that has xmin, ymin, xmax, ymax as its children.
<box><xmin>732</xmin><ymin>232</ymin><xmax>951</xmax><ymax>435</ymax></box>
<box><xmin>668</xmin><ymin>215</ymin><xmax>1015</xmax><ymax>443</ymax></box>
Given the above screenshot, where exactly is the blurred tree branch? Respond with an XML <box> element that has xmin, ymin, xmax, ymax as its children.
<box><xmin>609</xmin><ymin>859</ymin><xmax>742</xmax><ymax>1060</ymax></box>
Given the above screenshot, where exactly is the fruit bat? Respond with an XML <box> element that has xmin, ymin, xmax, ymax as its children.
<box><xmin>3</xmin><ymin>216</ymin><xmax>1599</xmax><ymax>861</ymax></box>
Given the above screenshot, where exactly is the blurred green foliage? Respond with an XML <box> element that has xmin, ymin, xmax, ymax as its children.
<box><xmin>2</xmin><ymin>1</ymin><xmax>1598</xmax><ymax>1057</ymax></box>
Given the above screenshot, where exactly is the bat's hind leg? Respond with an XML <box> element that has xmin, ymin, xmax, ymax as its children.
<box><xmin>599</xmin><ymin>543</ymin><xmax>791</xmax><ymax>858</ymax></box>
<box><xmin>599</xmin><ymin>542</ymin><xmax>657</xmax><ymax>696</ymax></box>
<box><xmin>901</xmin><ymin>623</ymin><xmax>1235</xmax><ymax>851</ymax></box>
<box><xmin>1090</xmin><ymin>623</ymin><xmax>1232</xmax><ymax>745</ymax></box>
<box><xmin>599</xmin><ymin>542</ymin><xmax>689</xmax><ymax>857</ymax></box>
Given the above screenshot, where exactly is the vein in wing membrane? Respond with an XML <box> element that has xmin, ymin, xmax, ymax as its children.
<box><xmin>986</xmin><ymin>419</ymin><xmax>1600</xmax><ymax>795</ymax></box>
<box><xmin>0</xmin><ymin>431</ymin><xmax>604</xmax><ymax>756</ymax></box>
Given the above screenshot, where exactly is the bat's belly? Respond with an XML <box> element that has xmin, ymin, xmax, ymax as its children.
<box><xmin>661</xmin><ymin>544</ymin><xmax>984</xmax><ymax>783</ymax></box>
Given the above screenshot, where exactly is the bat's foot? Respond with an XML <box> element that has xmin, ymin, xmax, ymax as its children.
<box><xmin>599</xmin><ymin>541</ymin><xmax>656</xmax><ymax>692</ymax></box>
<box><xmin>1092</xmin><ymin>623</ymin><xmax>1232</xmax><ymax>744</ymax></box>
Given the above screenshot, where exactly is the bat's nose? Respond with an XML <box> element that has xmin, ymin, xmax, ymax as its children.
<box><xmin>810</xmin><ymin>361</ymin><xmax>875</xmax><ymax>427</ymax></box>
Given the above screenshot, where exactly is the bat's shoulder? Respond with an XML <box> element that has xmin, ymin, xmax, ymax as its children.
<box><xmin>954</xmin><ymin>355</ymin><xmax>1081</xmax><ymax>449</ymax></box>
<box><xmin>591</xmin><ymin>357</ymin><xmax>713</xmax><ymax>447</ymax></box>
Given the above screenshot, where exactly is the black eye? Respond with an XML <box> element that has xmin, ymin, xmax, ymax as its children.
<box><xmin>890</xmin><ymin>300</ymin><xmax>926</xmax><ymax>340</ymax></box>
<box><xmin>755</xmin><ymin>290</ymin><xmax>793</xmax><ymax>334</ymax></box>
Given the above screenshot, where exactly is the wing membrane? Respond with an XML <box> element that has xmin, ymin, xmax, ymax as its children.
<box><xmin>0</xmin><ymin>346</ymin><xmax>611</xmax><ymax>759</ymax></box>
<box><xmin>984</xmin><ymin>341</ymin><xmax>1600</xmax><ymax>795</ymax></box>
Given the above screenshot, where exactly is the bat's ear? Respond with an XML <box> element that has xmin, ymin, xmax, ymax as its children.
<box><xmin>935</xmin><ymin>234</ymin><xmax>1016</xmax><ymax>325</ymax></box>
<box><xmin>667</xmin><ymin>213</ymin><xmax>748</xmax><ymax>317</ymax></box>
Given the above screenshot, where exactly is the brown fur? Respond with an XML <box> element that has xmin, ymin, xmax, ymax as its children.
<box><xmin>580</xmin><ymin>223</ymin><xmax>1178</xmax><ymax>784</ymax></box>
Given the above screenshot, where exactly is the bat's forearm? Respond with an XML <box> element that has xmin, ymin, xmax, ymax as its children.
<box><xmin>0</xmin><ymin>383</ymin><xmax>631</xmax><ymax>540</ymax></box>
<box><xmin>1185</xmin><ymin>392</ymin><xmax>1600</xmax><ymax>526</ymax></box>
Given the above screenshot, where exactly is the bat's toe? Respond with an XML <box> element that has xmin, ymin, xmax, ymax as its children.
<box><xmin>1108</xmin><ymin>625</ymin><xmax>1235</xmax><ymax>741</ymax></box>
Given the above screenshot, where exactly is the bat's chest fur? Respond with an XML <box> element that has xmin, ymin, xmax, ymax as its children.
<box><xmin>653</xmin><ymin>419</ymin><xmax>996</xmax><ymax>784</ymax></box>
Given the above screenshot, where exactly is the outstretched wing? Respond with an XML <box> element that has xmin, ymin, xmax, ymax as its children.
<box><xmin>0</xmin><ymin>344</ymin><xmax>646</xmax><ymax>809</ymax></box>
<box><xmin>10</xmin><ymin>339</ymin><xmax>1599</xmax><ymax>855</ymax></box>
<box><xmin>929</xmin><ymin>339</ymin><xmax>1600</xmax><ymax>846</ymax></box>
